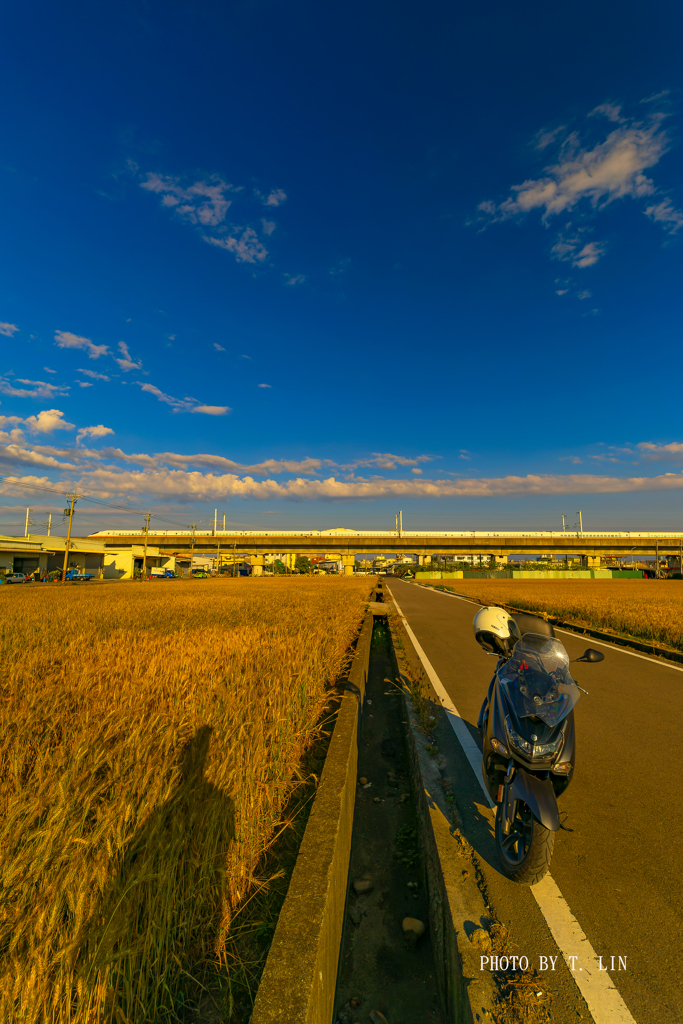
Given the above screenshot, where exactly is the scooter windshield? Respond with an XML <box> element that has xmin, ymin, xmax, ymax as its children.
<box><xmin>496</xmin><ymin>633</ymin><xmax>580</xmax><ymax>726</ymax></box>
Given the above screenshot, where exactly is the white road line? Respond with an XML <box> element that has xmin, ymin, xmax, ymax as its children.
<box><xmin>388</xmin><ymin>586</ymin><xmax>637</xmax><ymax>1024</ymax></box>
<box><xmin>411</xmin><ymin>581</ymin><xmax>683</xmax><ymax>673</ymax></box>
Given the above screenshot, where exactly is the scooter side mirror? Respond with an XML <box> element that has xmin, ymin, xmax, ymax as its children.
<box><xmin>573</xmin><ymin>648</ymin><xmax>604</xmax><ymax>663</ymax></box>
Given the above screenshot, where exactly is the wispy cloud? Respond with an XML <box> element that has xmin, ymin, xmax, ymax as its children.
<box><xmin>115</xmin><ymin>341</ymin><xmax>143</xmax><ymax>372</ymax></box>
<box><xmin>139</xmin><ymin>169</ymin><xmax>283</xmax><ymax>265</ymax></box>
<box><xmin>0</xmin><ymin>322</ymin><xmax>19</xmax><ymax>337</ymax></box>
<box><xmin>475</xmin><ymin>100</ymin><xmax>681</xmax><ymax>264</ymax></box>
<box><xmin>644</xmin><ymin>199</ymin><xmax>683</xmax><ymax>234</ymax></box>
<box><xmin>284</xmin><ymin>273</ymin><xmax>306</xmax><ymax>286</ymax></box>
<box><xmin>262</xmin><ymin>189</ymin><xmax>287</xmax><ymax>207</ymax></box>
<box><xmin>551</xmin><ymin>234</ymin><xmax>605</xmax><ymax>268</ymax></box>
<box><xmin>191</xmin><ymin>405</ymin><xmax>230</xmax><ymax>416</ymax></box>
<box><xmin>54</xmin><ymin>330</ymin><xmax>109</xmax><ymax>359</ymax></box>
<box><xmin>78</xmin><ymin>368</ymin><xmax>110</xmax><ymax>381</ymax></box>
<box><xmin>135</xmin><ymin>382</ymin><xmax>230</xmax><ymax>416</ymax></box>
<box><xmin>0</xmin><ymin>377</ymin><xmax>70</xmax><ymax>399</ymax></box>
<box><xmin>213</xmin><ymin>343</ymin><xmax>225</xmax><ymax>352</ymax></box>
<box><xmin>257</xmin><ymin>383</ymin><xmax>272</xmax><ymax>389</ymax></box>
<box><xmin>43</xmin><ymin>367</ymin><xmax>57</xmax><ymax>374</ymax></box>
<box><xmin>637</xmin><ymin>441</ymin><xmax>683</xmax><ymax>460</ymax></box>
<box><xmin>140</xmin><ymin>173</ymin><xmax>234</xmax><ymax>226</ymax></box>
<box><xmin>204</xmin><ymin>229</ymin><xmax>267</xmax><ymax>263</ymax></box>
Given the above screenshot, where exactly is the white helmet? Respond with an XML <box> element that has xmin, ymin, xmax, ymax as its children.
<box><xmin>473</xmin><ymin>606</ymin><xmax>520</xmax><ymax>657</ymax></box>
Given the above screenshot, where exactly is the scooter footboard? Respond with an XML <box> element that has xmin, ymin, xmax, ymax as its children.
<box><xmin>510</xmin><ymin>769</ymin><xmax>560</xmax><ymax>831</ymax></box>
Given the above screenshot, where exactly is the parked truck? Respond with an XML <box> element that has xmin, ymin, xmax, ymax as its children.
<box><xmin>149</xmin><ymin>567</ymin><xmax>176</xmax><ymax>579</ymax></box>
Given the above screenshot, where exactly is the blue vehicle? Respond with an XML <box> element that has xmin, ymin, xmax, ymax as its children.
<box><xmin>64</xmin><ymin>569</ymin><xmax>92</xmax><ymax>581</ymax></box>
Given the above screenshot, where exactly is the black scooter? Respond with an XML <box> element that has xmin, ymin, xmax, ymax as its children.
<box><xmin>477</xmin><ymin>614</ymin><xmax>604</xmax><ymax>884</ymax></box>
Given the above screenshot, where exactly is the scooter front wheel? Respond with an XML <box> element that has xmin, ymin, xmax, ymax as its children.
<box><xmin>494</xmin><ymin>799</ymin><xmax>554</xmax><ymax>885</ymax></box>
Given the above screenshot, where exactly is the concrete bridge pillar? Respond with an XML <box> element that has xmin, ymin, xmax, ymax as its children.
<box><xmin>342</xmin><ymin>555</ymin><xmax>355</xmax><ymax>576</ymax></box>
<box><xmin>251</xmin><ymin>554</ymin><xmax>265</xmax><ymax>577</ymax></box>
<box><xmin>580</xmin><ymin>555</ymin><xmax>601</xmax><ymax>569</ymax></box>
<box><xmin>418</xmin><ymin>555</ymin><xmax>424</xmax><ymax>566</ymax></box>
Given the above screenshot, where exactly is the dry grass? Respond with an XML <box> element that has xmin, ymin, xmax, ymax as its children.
<box><xmin>0</xmin><ymin>577</ymin><xmax>372</xmax><ymax>1023</ymax></box>
<box><xmin>427</xmin><ymin>579</ymin><xmax>683</xmax><ymax>652</ymax></box>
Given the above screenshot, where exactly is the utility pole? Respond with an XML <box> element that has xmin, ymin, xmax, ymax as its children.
<box><xmin>217</xmin><ymin>535</ymin><xmax>221</xmax><ymax>578</ymax></box>
<box><xmin>223</xmin><ymin>513</ymin><xmax>226</xmax><ymax>531</ymax></box>
<box><xmin>233</xmin><ymin>539</ymin><xmax>237</xmax><ymax>577</ymax></box>
<box><xmin>190</xmin><ymin>523</ymin><xmax>196</xmax><ymax>578</ymax></box>
<box><xmin>61</xmin><ymin>493</ymin><xmax>81</xmax><ymax>582</ymax></box>
<box><xmin>142</xmin><ymin>511</ymin><xmax>152</xmax><ymax>580</ymax></box>
<box><xmin>214</xmin><ymin>508</ymin><xmax>217</xmax><ymax>534</ymax></box>
<box><xmin>395</xmin><ymin>513</ymin><xmax>399</xmax><ymax>535</ymax></box>
<box><xmin>24</xmin><ymin>508</ymin><xmax>31</xmax><ymax>537</ymax></box>
<box><xmin>399</xmin><ymin>510</ymin><xmax>403</xmax><ymax>537</ymax></box>
<box><xmin>576</xmin><ymin>511</ymin><xmax>583</xmax><ymax>534</ymax></box>
<box><xmin>562</xmin><ymin>514</ymin><xmax>566</xmax><ymax>531</ymax></box>
<box><xmin>47</xmin><ymin>513</ymin><xmax>52</xmax><ymax>537</ymax></box>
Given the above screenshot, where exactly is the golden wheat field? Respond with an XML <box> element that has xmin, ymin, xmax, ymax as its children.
<box><xmin>430</xmin><ymin>579</ymin><xmax>683</xmax><ymax>651</ymax></box>
<box><xmin>0</xmin><ymin>576</ymin><xmax>372</xmax><ymax>1023</ymax></box>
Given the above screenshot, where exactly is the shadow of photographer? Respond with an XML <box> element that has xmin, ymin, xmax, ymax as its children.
<box><xmin>76</xmin><ymin>725</ymin><xmax>235</xmax><ymax>1019</ymax></box>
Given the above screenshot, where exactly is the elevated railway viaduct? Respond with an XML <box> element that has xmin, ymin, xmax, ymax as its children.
<box><xmin>89</xmin><ymin>530</ymin><xmax>683</xmax><ymax>575</ymax></box>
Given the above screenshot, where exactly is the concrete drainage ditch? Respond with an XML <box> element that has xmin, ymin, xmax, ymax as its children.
<box><xmin>252</xmin><ymin>584</ymin><xmax>507</xmax><ymax>1024</ymax></box>
<box><xmin>333</xmin><ymin>616</ymin><xmax>445</xmax><ymax>1024</ymax></box>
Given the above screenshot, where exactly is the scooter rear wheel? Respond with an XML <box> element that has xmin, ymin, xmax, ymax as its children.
<box><xmin>495</xmin><ymin>799</ymin><xmax>554</xmax><ymax>885</ymax></box>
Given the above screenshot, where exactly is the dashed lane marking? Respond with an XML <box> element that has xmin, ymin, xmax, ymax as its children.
<box><xmin>388</xmin><ymin>585</ymin><xmax>637</xmax><ymax>1024</ymax></box>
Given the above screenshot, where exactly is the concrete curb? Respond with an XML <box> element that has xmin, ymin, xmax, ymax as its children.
<box><xmin>385</xmin><ymin>599</ymin><xmax>500</xmax><ymax>1024</ymax></box>
<box><xmin>251</xmin><ymin>610</ymin><xmax>374</xmax><ymax>1024</ymax></box>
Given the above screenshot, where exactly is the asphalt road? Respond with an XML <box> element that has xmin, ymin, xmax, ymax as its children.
<box><xmin>386</xmin><ymin>578</ymin><xmax>683</xmax><ymax>1024</ymax></box>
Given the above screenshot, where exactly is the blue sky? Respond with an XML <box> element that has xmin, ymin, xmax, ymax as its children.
<box><xmin>1</xmin><ymin>0</ymin><xmax>682</xmax><ymax>535</ymax></box>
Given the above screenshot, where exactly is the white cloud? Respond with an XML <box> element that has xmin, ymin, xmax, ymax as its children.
<box><xmin>43</xmin><ymin>367</ymin><xmax>57</xmax><ymax>374</ymax></box>
<box><xmin>257</xmin><ymin>383</ymin><xmax>272</xmax><ymax>388</ymax></box>
<box><xmin>576</xmin><ymin>289</ymin><xmax>591</xmax><ymax>300</ymax></box>
<box><xmin>0</xmin><ymin>415</ymin><xmax>24</xmax><ymax>429</ymax></box>
<box><xmin>115</xmin><ymin>341</ymin><xmax>143</xmax><ymax>372</ymax></box>
<box><xmin>54</xmin><ymin>330</ymin><xmax>109</xmax><ymax>359</ymax></box>
<box><xmin>76</xmin><ymin>424</ymin><xmax>115</xmax><ymax>444</ymax></box>
<box><xmin>0</xmin><ymin>377</ymin><xmax>70</xmax><ymax>399</ymax></box>
<box><xmin>644</xmin><ymin>199</ymin><xmax>683</xmax><ymax>235</ymax></box>
<box><xmin>76</xmin><ymin>381</ymin><xmax>93</xmax><ymax>388</ymax></box>
<box><xmin>204</xmin><ymin>229</ymin><xmax>268</xmax><ymax>263</ymax></box>
<box><xmin>411</xmin><ymin>467</ymin><xmax>422</xmax><ymax>474</ymax></box>
<box><xmin>140</xmin><ymin>173</ymin><xmax>233</xmax><ymax>226</ymax></box>
<box><xmin>261</xmin><ymin>219</ymin><xmax>276</xmax><ymax>236</ymax></box>
<box><xmin>263</xmin><ymin>189</ymin><xmax>287</xmax><ymax>207</ymax></box>
<box><xmin>556</xmin><ymin>289</ymin><xmax>568</xmax><ymax>296</ymax></box>
<box><xmin>0</xmin><ymin>446</ymin><xmax>77</xmax><ymax>470</ymax></box>
<box><xmin>284</xmin><ymin>273</ymin><xmax>306</xmax><ymax>286</ymax></box>
<box><xmin>6</xmin><ymin>466</ymin><xmax>683</xmax><ymax>504</ymax></box>
<box><xmin>0</xmin><ymin>322</ymin><xmax>19</xmax><ymax>337</ymax></box>
<box><xmin>213</xmin><ymin>343</ymin><xmax>225</xmax><ymax>351</ymax></box>
<box><xmin>24</xmin><ymin>409</ymin><xmax>75</xmax><ymax>434</ymax></box>
<box><xmin>77</xmin><ymin>368</ymin><xmax>110</xmax><ymax>380</ymax></box>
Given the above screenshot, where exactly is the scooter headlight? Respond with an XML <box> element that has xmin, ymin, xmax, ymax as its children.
<box><xmin>490</xmin><ymin>737</ymin><xmax>509</xmax><ymax>757</ymax></box>
<box><xmin>505</xmin><ymin>716</ymin><xmax>562</xmax><ymax>760</ymax></box>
